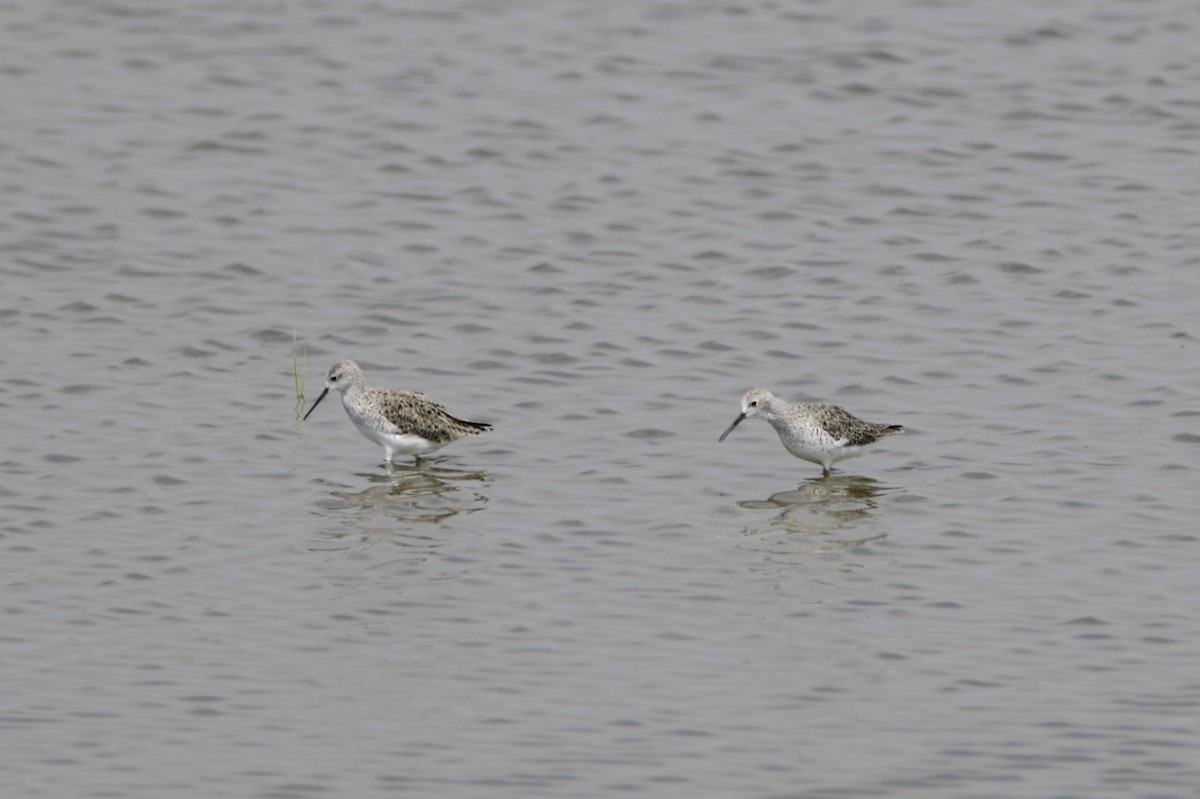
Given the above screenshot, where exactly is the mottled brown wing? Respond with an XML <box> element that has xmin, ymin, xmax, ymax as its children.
<box><xmin>376</xmin><ymin>390</ymin><xmax>490</xmax><ymax>443</ymax></box>
<box><xmin>812</xmin><ymin>404</ymin><xmax>903</xmax><ymax>446</ymax></box>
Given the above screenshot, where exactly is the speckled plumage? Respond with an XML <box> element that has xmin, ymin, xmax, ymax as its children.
<box><xmin>719</xmin><ymin>387</ymin><xmax>902</xmax><ymax>477</ymax></box>
<box><xmin>303</xmin><ymin>360</ymin><xmax>490</xmax><ymax>463</ymax></box>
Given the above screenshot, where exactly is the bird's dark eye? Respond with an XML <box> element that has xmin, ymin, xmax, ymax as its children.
<box><xmin>330</xmin><ymin>374</ymin><xmax>338</xmax><ymax>381</ymax></box>
<box><xmin>749</xmin><ymin>400</ymin><xmax>757</xmax><ymax>407</ymax></box>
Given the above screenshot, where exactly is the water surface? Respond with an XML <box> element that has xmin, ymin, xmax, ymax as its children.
<box><xmin>2</xmin><ymin>1</ymin><xmax>1198</xmax><ymax>797</ymax></box>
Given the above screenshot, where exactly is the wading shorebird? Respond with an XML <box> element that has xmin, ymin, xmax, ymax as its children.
<box><xmin>719</xmin><ymin>387</ymin><xmax>902</xmax><ymax>477</ymax></box>
<box><xmin>303</xmin><ymin>360</ymin><xmax>490</xmax><ymax>464</ymax></box>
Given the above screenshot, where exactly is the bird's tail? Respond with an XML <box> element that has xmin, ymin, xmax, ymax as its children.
<box><xmin>456</xmin><ymin>417</ymin><xmax>492</xmax><ymax>433</ymax></box>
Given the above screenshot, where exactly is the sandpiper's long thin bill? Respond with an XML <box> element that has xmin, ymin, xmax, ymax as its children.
<box><xmin>718</xmin><ymin>413</ymin><xmax>746</xmax><ymax>442</ymax></box>
<box><xmin>303</xmin><ymin>387</ymin><xmax>330</xmax><ymax>421</ymax></box>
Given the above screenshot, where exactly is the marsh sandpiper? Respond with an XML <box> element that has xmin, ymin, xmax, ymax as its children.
<box><xmin>303</xmin><ymin>360</ymin><xmax>491</xmax><ymax>464</ymax></box>
<box><xmin>719</xmin><ymin>387</ymin><xmax>902</xmax><ymax>477</ymax></box>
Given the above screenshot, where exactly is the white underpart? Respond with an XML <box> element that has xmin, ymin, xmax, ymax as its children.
<box><xmin>342</xmin><ymin>392</ymin><xmax>445</xmax><ymax>461</ymax></box>
<box><xmin>775</xmin><ymin>426</ymin><xmax>861</xmax><ymax>468</ymax></box>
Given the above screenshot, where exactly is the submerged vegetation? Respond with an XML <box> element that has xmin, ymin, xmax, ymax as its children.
<box><xmin>292</xmin><ymin>329</ymin><xmax>306</xmax><ymax>421</ymax></box>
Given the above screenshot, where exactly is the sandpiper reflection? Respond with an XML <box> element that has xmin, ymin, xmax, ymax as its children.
<box><xmin>735</xmin><ymin>474</ymin><xmax>896</xmax><ymax>545</ymax></box>
<box><xmin>323</xmin><ymin>463</ymin><xmax>491</xmax><ymax>531</ymax></box>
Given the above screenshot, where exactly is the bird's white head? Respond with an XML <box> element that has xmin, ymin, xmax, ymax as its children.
<box><xmin>303</xmin><ymin>359</ymin><xmax>366</xmax><ymax>422</ymax></box>
<box><xmin>718</xmin><ymin>387</ymin><xmax>777</xmax><ymax>442</ymax></box>
<box><xmin>324</xmin><ymin>359</ymin><xmax>364</xmax><ymax>393</ymax></box>
<box><xmin>739</xmin><ymin>387</ymin><xmax>776</xmax><ymax>419</ymax></box>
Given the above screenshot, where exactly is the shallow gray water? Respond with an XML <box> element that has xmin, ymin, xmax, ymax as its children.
<box><xmin>3</xmin><ymin>1</ymin><xmax>1199</xmax><ymax>797</ymax></box>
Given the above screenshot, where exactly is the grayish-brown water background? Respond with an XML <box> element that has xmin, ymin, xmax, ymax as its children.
<box><xmin>3</xmin><ymin>1</ymin><xmax>1199</xmax><ymax>796</ymax></box>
